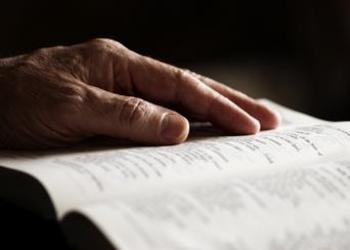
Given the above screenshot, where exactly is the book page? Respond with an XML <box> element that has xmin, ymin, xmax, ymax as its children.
<box><xmin>1</xmin><ymin>122</ymin><xmax>350</xmax><ymax>218</ymax></box>
<box><xmin>68</xmin><ymin>157</ymin><xmax>350</xmax><ymax>250</ymax></box>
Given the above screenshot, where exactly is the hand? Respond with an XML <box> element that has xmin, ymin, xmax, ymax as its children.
<box><xmin>0</xmin><ymin>39</ymin><xmax>280</xmax><ymax>149</ymax></box>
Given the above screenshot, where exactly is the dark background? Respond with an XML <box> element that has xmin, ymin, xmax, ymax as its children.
<box><xmin>1</xmin><ymin>0</ymin><xmax>350</xmax><ymax>120</ymax></box>
<box><xmin>0</xmin><ymin>0</ymin><xmax>350</xmax><ymax>248</ymax></box>
<box><xmin>1</xmin><ymin>0</ymin><xmax>292</xmax><ymax>60</ymax></box>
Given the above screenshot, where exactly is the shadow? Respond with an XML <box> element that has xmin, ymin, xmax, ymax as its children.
<box><xmin>0</xmin><ymin>123</ymin><xmax>226</xmax><ymax>159</ymax></box>
<box><xmin>0</xmin><ymin>199</ymin><xmax>72</xmax><ymax>250</ymax></box>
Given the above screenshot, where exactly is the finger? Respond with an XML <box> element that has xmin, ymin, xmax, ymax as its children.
<box><xmin>77</xmin><ymin>86</ymin><xmax>189</xmax><ymax>145</ymax></box>
<box><xmin>128</xmin><ymin>55</ymin><xmax>261</xmax><ymax>134</ymax></box>
<box><xmin>189</xmin><ymin>72</ymin><xmax>281</xmax><ymax>130</ymax></box>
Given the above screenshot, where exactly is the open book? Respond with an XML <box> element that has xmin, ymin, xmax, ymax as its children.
<box><xmin>1</xmin><ymin>100</ymin><xmax>350</xmax><ymax>250</ymax></box>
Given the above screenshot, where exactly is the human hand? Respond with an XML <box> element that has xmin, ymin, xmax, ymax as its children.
<box><xmin>0</xmin><ymin>39</ymin><xmax>280</xmax><ymax>149</ymax></box>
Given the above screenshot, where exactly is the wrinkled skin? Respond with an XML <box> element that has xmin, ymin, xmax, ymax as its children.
<box><xmin>0</xmin><ymin>38</ymin><xmax>280</xmax><ymax>149</ymax></box>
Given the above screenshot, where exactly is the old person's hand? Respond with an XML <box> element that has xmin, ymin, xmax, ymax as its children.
<box><xmin>0</xmin><ymin>39</ymin><xmax>280</xmax><ymax>149</ymax></box>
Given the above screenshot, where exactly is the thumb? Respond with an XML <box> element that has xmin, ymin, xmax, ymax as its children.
<box><xmin>80</xmin><ymin>87</ymin><xmax>189</xmax><ymax>144</ymax></box>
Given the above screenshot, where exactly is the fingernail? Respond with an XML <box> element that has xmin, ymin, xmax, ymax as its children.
<box><xmin>273</xmin><ymin>111</ymin><xmax>282</xmax><ymax>127</ymax></box>
<box><xmin>251</xmin><ymin>117</ymin><xmax>261</xmax><ymax>133</ymax></box>
<box><xmin>161</xmin><ymin>114</ymin><xmax>189</xmax><ymax>143</ymax></box>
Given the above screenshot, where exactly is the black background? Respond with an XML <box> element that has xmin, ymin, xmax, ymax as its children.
<box><xmin>1</xmin><ymin>0</ymin><xmax>292</xmax><ymax>61</ymax></box>
<box><xmin>1</xmin><ymin>0</ymin><xmax>350</xmax><ymax>120</ymax></box>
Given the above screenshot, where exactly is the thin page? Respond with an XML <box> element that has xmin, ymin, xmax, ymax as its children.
<box><xmin>68</xmin><ymin>156</ymin><xmax>350</xmax><ymax>250</ymax></box>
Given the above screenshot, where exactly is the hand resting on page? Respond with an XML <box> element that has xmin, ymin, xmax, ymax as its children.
<box><xmin>0</xmin><ymin>38</ymin><xmax>280</xmax><ymax>149</ymax></box>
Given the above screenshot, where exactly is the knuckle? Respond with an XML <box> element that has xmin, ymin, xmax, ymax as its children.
<box><xmin>183</xmin><ymin>68</ymin><xmax>198</xmax><ymax>78</ymax></box>
<box><xmin>90</xmin><ymin>38</ymin><xmax>112</xmax><ymax>46</ymax></box>
<box><xmin>88</xmin><ymin>38</ymin><xmax>124</xmax><ymax>51</ymax></box>
<box><xmin>118</xmin><ymin>97</ymin><xmax>148</xmax><ymax>126</ymax></box>
<box><xmin>173</xmin><ymin>67</ymin><xmax>188</xmax><ymax>82</ymax></box>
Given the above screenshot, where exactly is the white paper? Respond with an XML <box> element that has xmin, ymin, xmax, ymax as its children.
<box><xmin>74</xmin><ymin>158</ymin><xmax>350</xmax><ymax>250</ymax></box>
